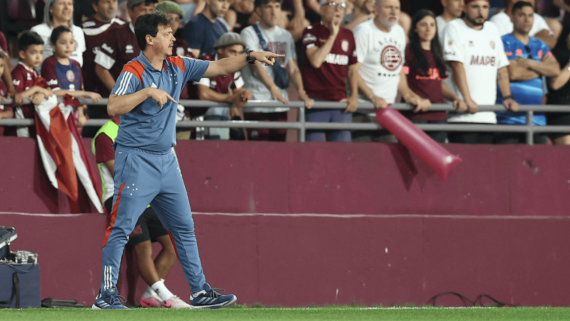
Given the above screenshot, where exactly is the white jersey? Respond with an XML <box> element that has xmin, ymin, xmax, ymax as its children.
<box><xmin>443</xmin><ymin>19</ymin><xmax>509</xmax><ymax>123</ymax></box>
<box><xmin>354</xmin><ymin>20</ymin><xmax>406</xmax><ymax>105</ymax></box>
<box><xmin>490</xmin><ymin>11</ymin><xmax>551</xmax><ymax>37</ymax></box>
<box><xmin>31</xmin><ymin>23</ymin><xmax>86</xmax><ymax>67</ymax></box>
<box><xmin>436</xmin><ymin>15</ymin><xmax>449</xmax><ymax>46</ymax></box>
<box><xmin>240</xmin><ymin>23</ymin><xmax>296</xmax><ymax>113</ymax></box>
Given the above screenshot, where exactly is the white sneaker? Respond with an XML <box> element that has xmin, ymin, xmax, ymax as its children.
<box><xmin>162</xmin><ymin>295</ymin><xmax>191</xmax><ymax>309</ymax></box>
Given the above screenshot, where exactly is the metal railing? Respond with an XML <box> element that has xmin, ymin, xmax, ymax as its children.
<box><xmin>2</xmin><ymin>98</ymin><xmax>570</xmax><ymax>145</ymax></box>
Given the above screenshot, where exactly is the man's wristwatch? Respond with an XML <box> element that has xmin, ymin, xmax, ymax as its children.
<box><xmin>503</xmin><ymin>95</ymin><xmax>514</xmax><ymax>101</ymax></box>
<box><xmin>246</xmin><ymin>50</ymin><xmax>256</xmax><ymax>64</ymax></box>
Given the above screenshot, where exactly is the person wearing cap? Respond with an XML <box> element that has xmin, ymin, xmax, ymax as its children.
<box><xmin>443</xmin><ymin>0</ymin><xmax>519</xmax><ymax>144</ymax></box>
<box><xmin>194</xmin><ymin>32</ymin><xmax>253</xmax><ymax>139</ymax></box>
<box><xmin>184</xmin><ymin>0</ymin><xmax>231</xmax><ymax>58</ymax></box>
<box><xmin>95</xmin><ymin>0</ymin><xmax>157</xmax><ymax>95</ymax></box>
<box><xmin>301</xmin><ymin>0</ymin><xmax>359</xmax><ymax>142</ymax></box>
<box><xmin>156</xmin><ymin>0</ymin><xmax>195</xmax><ymax>141</ymax></box>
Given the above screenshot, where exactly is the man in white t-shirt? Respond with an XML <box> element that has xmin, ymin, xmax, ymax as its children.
<box><xmin>443</xmin><ymin>0</ymin><xmax>519</xmax><ymax>144</ymax></box>
<box><xmin>240</xmin><ymin>0</ymin><xmax>313</xmax><ymax>141</ymax></box>
<box><xmin>490</xmin><ymin>0</ymin><xmax>556</xmax><ymax>48</ymax></box>
<box><xmin>352</xmin><ymin>0</ymin><xmax>429</xmax><ymax>142</ymax></box>
<box><xmin>436</xmin><ymin>0</ymin><xmax>465</xmax><ymax>44</ymax></box>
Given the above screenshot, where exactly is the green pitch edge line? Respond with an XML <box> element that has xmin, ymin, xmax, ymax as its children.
<box><xmin>1</xmin><ymin>307</ymin><xmax>570</xmax><ymax>321</ymax></box>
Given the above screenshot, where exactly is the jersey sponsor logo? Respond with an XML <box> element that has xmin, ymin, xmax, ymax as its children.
<box><xmin>414</xmin><ymin>68</ymin><xmax>443</xmax><ymax>81</ymax></box>
<box><xmin>126</xmin><ymin>45</ymin><xmax>134</xmax><ymax>54</ymax></box>
<box><xmin>47</xmin><ymin>79</ymin><xmax>58</xmax><ymax>86</ymax></box>
<box><xmin>176</xmin><ymin>47</ymin><xmax>185</xmax><ymax>57</ymax></box>
<box><xmin>66</xmin><ymin>70</ymin><xmax>76</xmax><ymax>82</ymax></box>
<box><xmin>325</xmin><ymin>53</ymin><xmax>349</xmax><ymax>65</ymax></box>
<box><xmin>210</xmin><ymin>80</ymin><xmax>217</xmax><ymax>88</ymax></box>
<box><xmin>303</xmin><ymin>33</ymin><xmax>317</xmax><ymax>44</ymax></box>
<box><xmin>83</xmin><ymin>21</ymin><xmax>96</xmax><ymax>28</ymax></box>
<box><xmin>341</xmin><ymin>39</ymin><xmax>349</xmax><ymax>52</ymax></box>
<box><xmin>470</xmin><ymin>55</ymin><xmax>496</xmax><ymax>66</ymax></box>
<box><xmin>102</xmin><ymin>43</ymin><xmax>114</xmax><ymax>54</ymax></box>
<box><xmin>380</xmin><ymin>45</ymin><xmax>403</xmax><ymax>71</ymax></box>
<box><xmin>93</xmin><ymin>46</ymin><xmax>101</xmax><ymax>54</ymax></box>
<box><xmin>13</xmin><ymin>80</ymin><xmax>20</xmax><ymax>86</ymax></box>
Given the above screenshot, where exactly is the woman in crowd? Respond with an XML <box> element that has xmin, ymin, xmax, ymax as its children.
<box><xmin>403</xmin><ymin>9</ymin><xmax>466</xmax><ymax>143</ymax></box>
<box><xmin>547</xmin><ymin>26</ymin><xmax>570</xmax><ymax>145</ymax></box>
<box><xmin>31</xmin><ymin>0</ymin><xmax>86</xmax><ymax>66</ymax></box>
<box><xmin>41</xmin><ymin>26</ymin><xmax>101</xmax><ymax>131</ymax></box>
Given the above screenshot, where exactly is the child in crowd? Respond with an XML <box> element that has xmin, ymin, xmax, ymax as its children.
<box><xmin>0</xmin><ymin>52</ymin><xmax>14</xmax><ymax>136</ymax></box>
<box><xmin>7</xmin><ymin>31</ymin><xmax>53</xmax><ymax>137</ymax></box>
<box><xmin>41</xmin><ymin>26</ymin><xmax>102</xmax><ymax>130</ymax></box>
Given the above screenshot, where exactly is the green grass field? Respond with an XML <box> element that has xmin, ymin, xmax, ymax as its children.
<box><xmin>1</xmin><ymin>307</ymin><xmax>570</xmax><ymax>321</ymax></box>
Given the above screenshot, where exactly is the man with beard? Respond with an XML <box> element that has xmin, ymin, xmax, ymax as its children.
<box><xmin>344</xmin><ymin>0</ymin><xmax>375</xmax><ymax>30</ymax></box>
<box><xmin>353</xmin><ymin>0</ymin><xmax>429</xmax><ymax>142</ymax></box>
<box><xmin>443</xmin><ymin>0</ymin><xmax>518</xmax><ymax>144</ymax></box>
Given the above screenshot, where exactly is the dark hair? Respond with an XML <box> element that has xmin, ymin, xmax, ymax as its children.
<box><xmin>553</xmin><ymin>25</ymin><xmax>570</xmax><ymax>54</ymax></box>
<box><xmin>50</xmin><ymin>26</ymin><xmax>72</xmax><ymax>44</ymax></box>
<box><xmin>254</xmin><ymin>0</ymin><xmax>282</xmax><ymax>9</ymax></box>
<box><xmin>18</xmin><ymin>31</ymin><xmax>44</xmax><ymax>52</ymax></box>
<box><xmin>134</xmin><ymin>12</ymin><xmax>173</xmax><ymax>51</ymax></box>
<box><xmin>512</xmin><ymin>1</ymin><xmax>533</xmax><ymax>14</ymax></box>
<box><xmin>408</xmin><ymin>9</ymin><xmax>447</xmax><ymax>78</ymax></box>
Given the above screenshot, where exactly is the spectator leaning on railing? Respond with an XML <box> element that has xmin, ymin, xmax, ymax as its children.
<box><xmin>0</xmin><ymin>52</ymin><xmax>14</xmax><ymax>136</ymax></box>
<box><xmin>547</xmin><ymin>25</ymin><xmax>570</xmax><ymax>145</ymax></box>
<box><xmin>240</xmin><ymin>0</ymin><xmax>313</xmax><ymax>141</ymax></box>
<box><xmin>403</xmin><ymin>9</ymin><xmax>466</xmax><ymax>143</ymax></box>
<box><xmin>352</xmin><ymin>0</ymin><xmax>430</xmax><ymax>143</ymax></box>
<box><xmin>495</xmin><ymin>1</ymin><xmax>560</xmax><ymax>144</ymax></box>
<box><xmin>0</xmin><ymin>31</ymin><xmax>17</xmax><ymax>101</ymax></box>
<box><xmin>95</xmin><ymin>0</ymin><xmax>157</xmax><ymax>95</ymax></box>
<box><xmin>184</xmin><ymin>0</ymin><xmax>230</xmax><ymax>58</ymax></box>
<box><xmin>443</xmin><ymin>0</ymin><xmax>519</xmax><ymax>144</ymax></box>
<box><xmin>5</xmin><ymin>32</ymin><xmax>54</xmax><ymax>138</ymax></box>
<box><xmin>490</xmin><ymin>0</ymin><xmax>557</xmax><ymax>48</ymax></box>
<box><xmin>301</xmin><ymin>0</ymin><xmax>359</xmax><ymax>142</ymax></box>
<box><xmin>31</xmin><ymin>0</ymin><xmax>87</xmax><ymax>67</ymax></box>
<box><xmin>195</xmin><ymin>33</ymin><xmax>253</xmax><ymax>140</ymax></box>
<box><xmin>41</xmin><ymin>26</ymin><xmax>103</xmax><ymax>131</ymax></box>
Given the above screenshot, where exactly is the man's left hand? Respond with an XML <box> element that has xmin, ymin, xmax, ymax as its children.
<box><xmin>503</xmin><ymin>98</ymin><xmax>519</xmax><ymax>112</ymax></box>
<box><xmin>251</xmin><ymin>52</ymin><xmax>286</xmax><ymax>66</ymax></box>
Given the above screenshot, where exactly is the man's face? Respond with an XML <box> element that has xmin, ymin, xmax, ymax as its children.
<box><xmin>150</xmin><ymin>23</ymin><xmax>175</xmax><ymax>56</ymax></box>
<box><xmin>208</xmin><ymin>0</ymin><xmax>231</xmax><ymax>18</ymax></box>
<box><xmin>256</xmin><ymin>1</ymin><xmax>282</xmax><ymax>28</ymax></box>
<box><xmin>375</xmin><ymin>0</ymin><xmax>400</xmax><ymax>29</ymax></box>
<box><xmin>218</xmin><ymin>44</ymin><xmax>245</xmax><ymax>59</ymax></box>
<box><xmin>167</xmin><ymin>13</ymin><xmax>181</xmax><ymax>32</ymax></box>
<box><xmin>442</xmin><ymin>0</ymin><xmax>464</xmax><ymax>18</ymax></box>
<box><xmin>129</xmin><ymin>2</ymin><xmax>156</xmax><ymax>26</ymax></box>
<box><xmin>320</xmin><ymin>0</ymin><xmax>346</xmax><ymax>24</ymax></box>
<box><xmin>93</xmin><ymin>0</ymin><xmax>118</xmax><ymax>21</ymax></box>
<box><xmin>512</xmin><ymin>6</ymin><xmax>534</xmax><ymax>34</ymax></box>
<box><xmin>19</xmin><ymin>45</ymin><xmax>44</xmax><ymax>68</ymax></box>
<box><xmin>464</xmin><ymin>0</ymin><xmax>489</xmax><ymax>27</ymax></box>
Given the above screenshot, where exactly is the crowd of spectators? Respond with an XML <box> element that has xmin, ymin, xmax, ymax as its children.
<box><xmin>1</xmin><ymin>0</ymin><xmax>570</xmax><ymax>144</ymax></box>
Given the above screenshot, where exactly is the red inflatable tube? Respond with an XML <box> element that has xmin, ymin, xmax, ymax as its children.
<box><xmin>376</xmin><ymin>108</ymin><xmax>462</xmax><ymax>181</ymax></box>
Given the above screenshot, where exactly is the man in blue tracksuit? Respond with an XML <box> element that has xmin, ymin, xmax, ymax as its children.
<box><xmin>92</xmin><ymin>12</ymin><xmax>282</xmax><ymax>310</ymax></box>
